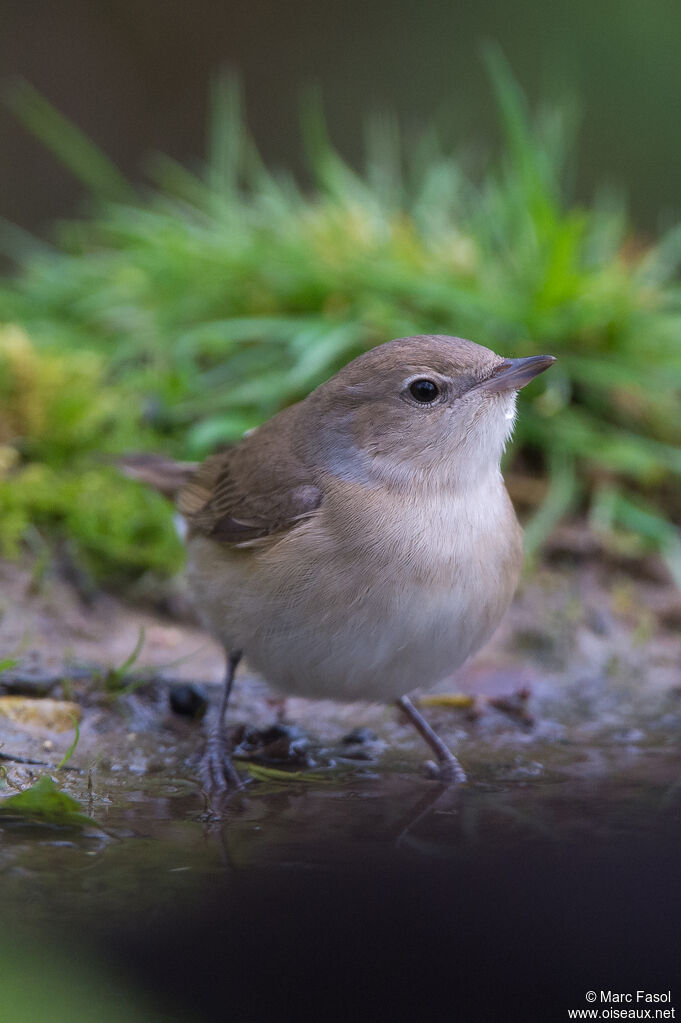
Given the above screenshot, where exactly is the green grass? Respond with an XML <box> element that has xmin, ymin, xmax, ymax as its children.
<box><xmin>0</xmin><ymin>49</ymin><xmax>680</xmax><ymax>588</ymax></box>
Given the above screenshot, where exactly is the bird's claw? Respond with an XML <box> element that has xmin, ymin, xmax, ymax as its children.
<box><xmin>200</xmin><ymin>738</ymin><xmax>244</xmax><ymax>804</ymax></box>
<box><xmin>424</xmin><ymin>758</ymin><xmax>467</xmax><ymax>785</ymax></box>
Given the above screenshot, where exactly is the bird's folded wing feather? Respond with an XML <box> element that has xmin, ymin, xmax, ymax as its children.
<box><xmin>116</xmin><ymin>454</ymin><xmax>199</xmax><ymax>498</ymax></box>
<box><xmin>177</xmin><ymin>407</ymin><xmax>322</xmax><ymax>544</ymax></box>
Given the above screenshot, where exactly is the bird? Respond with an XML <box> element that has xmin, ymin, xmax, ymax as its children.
<box><xmin>122</xmin><ymin>334</ymin><xmax>555</xmax><ymax>798</ymax></box>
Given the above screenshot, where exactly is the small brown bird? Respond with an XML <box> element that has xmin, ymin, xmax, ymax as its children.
<box><xmin>124</xmin><ymin>335</ymin><xmax>554</xmax><ymax>796</ymax></box>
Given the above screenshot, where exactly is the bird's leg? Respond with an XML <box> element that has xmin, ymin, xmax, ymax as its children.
<box><xmin>200</xmin><ymin>649</ymin><xmax>244</xmax><ymax>799</ymax></box>
<box><xmin>396</xmin><ymin>695</ymin><xmax>467</xmax><ymax>784</ymax></box>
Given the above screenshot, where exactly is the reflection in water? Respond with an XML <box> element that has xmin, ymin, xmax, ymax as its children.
<box><xmin>1</xmin><ymin>754</ymin><xmax>680</xmax><ymax>1021</ymax></box>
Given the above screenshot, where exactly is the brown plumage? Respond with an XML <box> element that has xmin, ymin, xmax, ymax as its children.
<box><xmin>117</xmin><ymin>453</ymin><xmax>198</xmax><ymax>499</ymax></box>
<box><xmin>120</xmin><ymin>334</ymin><xmax>555</xmax><ymax>795</ymax></box>
<box><xmin>176</xmin><ymin>406</ymin><xmax>322</xmax><ymax>543</ymax></box>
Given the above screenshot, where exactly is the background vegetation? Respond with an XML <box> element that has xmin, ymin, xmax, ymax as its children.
<box><xmin>1</xmin><ymin>53</ymin><xmax>680</xmax><ymax>591</ymax></box>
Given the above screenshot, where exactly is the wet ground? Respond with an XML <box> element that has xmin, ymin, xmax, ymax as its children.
<box><xmin>0</xmin><ymin>550</ymin><xmax>680</xmax><ymax>1021</ymax></box>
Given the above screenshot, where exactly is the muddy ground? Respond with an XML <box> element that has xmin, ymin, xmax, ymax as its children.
<box><xmin>1</xmin><ymin>540</ymin><xmax>680</xmax><ymax>1022</ymax></box>
<box><xmin>0</xmin><ymin>532</ymin><xmax>679</xmax><ymax>800</ymax></box>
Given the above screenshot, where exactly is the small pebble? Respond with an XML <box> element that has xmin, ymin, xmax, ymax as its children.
<box><xmin>0</xmin><ymin>697</ymin><xmax>82</xmax><ymax>732</ymax></box>
<box><xmin>169</xmin><ymin>684</ymin><xmax>207</xmax><ymax>719</ymax></box>
<box><xmin>258</xmin><ymin>736</ymin><xmax>315</xmax><ymax>766</ymax></box>
<box><xmin>248</xmin><ymin>722</ymin><xmax>307</xmax><ymax>745</ymax></box>
<box><xmin>0</xmin><ymin>671</ymin><xmax>59</xmax><ymax>697</ymax></box>
<box><xmin>341</xmin><ymin>727</ymin><xmax>378</xmax><ymax>745</ymax></box>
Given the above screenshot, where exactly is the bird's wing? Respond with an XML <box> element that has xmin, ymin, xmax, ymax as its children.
<box><xmin>177</xmin><ymin>406</ymin><xmax>322</xmax><ymax>545</ymax></box>
<box><xmin>117</xmin><ymin>454</ymin><xmax>199</xmax><ymax>498</ymax></box>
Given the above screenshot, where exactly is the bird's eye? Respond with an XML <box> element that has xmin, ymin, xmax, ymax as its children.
<box><xmin>408</xmin><ymin>378</ymin><xmax>440</xmax><ymax>404</ymax></box>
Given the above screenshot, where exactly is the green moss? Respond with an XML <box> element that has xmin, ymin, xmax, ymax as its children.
<box><xmin>0</xmin><ymin>327</ymin><xmax>183</xmax><ymax>585</ymax></box>
<box><xmin>0</xmin><ymin>464</ymin><xmax>183</xmax><ymax>583</ymax></box>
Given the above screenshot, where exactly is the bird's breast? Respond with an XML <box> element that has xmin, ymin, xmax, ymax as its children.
<box><xmin>313</xmin><ymin>474</ymin><xmax>522</xmax><ymax>589</ymax></box>
<box><xmin>186</xmin><ymin>475</ymin><xmax>522</xmax><ymax>700</ymax></box>
<box><xmin>210</xmin><ymin>476</ymin><xmax>525</xmax><ymax>700</ymax></box>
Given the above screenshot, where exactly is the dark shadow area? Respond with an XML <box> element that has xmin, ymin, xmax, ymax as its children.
<box><xmin>115</xmin><ymin>841</ymin><xmax>679</xmax><ymax>1022</ymax></box>
<box><xmin>3</xmin><ymin>767</ymin><xmax>680</xmax><ymax>1021</ymax></box>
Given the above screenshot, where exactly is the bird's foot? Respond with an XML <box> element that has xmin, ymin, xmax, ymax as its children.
<box><xmin>396</xmin><ymin>695</ymin><xmax>467</xmax><ymax>786</ymax></box>
<box><xmin>199</xmin><ymin>733</ymin><xmax>244</xmax><ymax>805</ymax></box>
<box><xmin>424</xmin><ymin>757</ymin><xmax>467</xmax><ymax>785</ymax></box>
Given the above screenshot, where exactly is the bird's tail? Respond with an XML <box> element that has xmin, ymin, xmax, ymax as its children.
<box><xmin>116</xmin><ymin>453</ymin><xmax>199</xmax><ymax>500</ymax></box>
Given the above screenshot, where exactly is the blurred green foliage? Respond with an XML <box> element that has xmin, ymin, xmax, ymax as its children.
<box><xmin>0</xmin><ymin>326</ymin><xmax>183</xmax><ymax>584</ymax></box>
<box><xmin>0</xmin><ymin>929</ymin><xmax>164</xmax><ymax>1023</ymax></box>
<box><xmin>0</xmin><ymin>52</ymin><xmax>680</xmax><ymax>588</ymax></box>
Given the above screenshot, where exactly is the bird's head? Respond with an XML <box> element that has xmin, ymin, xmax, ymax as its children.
<box><xmin>300</xmin><ymin>335</ymin><xmax>555</xmax><ymax>491</ymax></box>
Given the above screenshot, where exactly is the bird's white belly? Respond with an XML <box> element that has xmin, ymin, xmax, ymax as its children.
<box><xmin>187</xmin><ymin>481</ymin><xmax>521</xmax><ymax>702</ymax></box>
<box><xmin>248</xmin><ymin>577</ymin><xmax>497</xmax><ymax>701</ymax></box>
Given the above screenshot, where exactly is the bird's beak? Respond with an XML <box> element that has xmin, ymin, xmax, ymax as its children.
<box><xmin>477</xmin><ymin>354</ymin><xmax>556</xmax><ymax>393</ymax></box>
